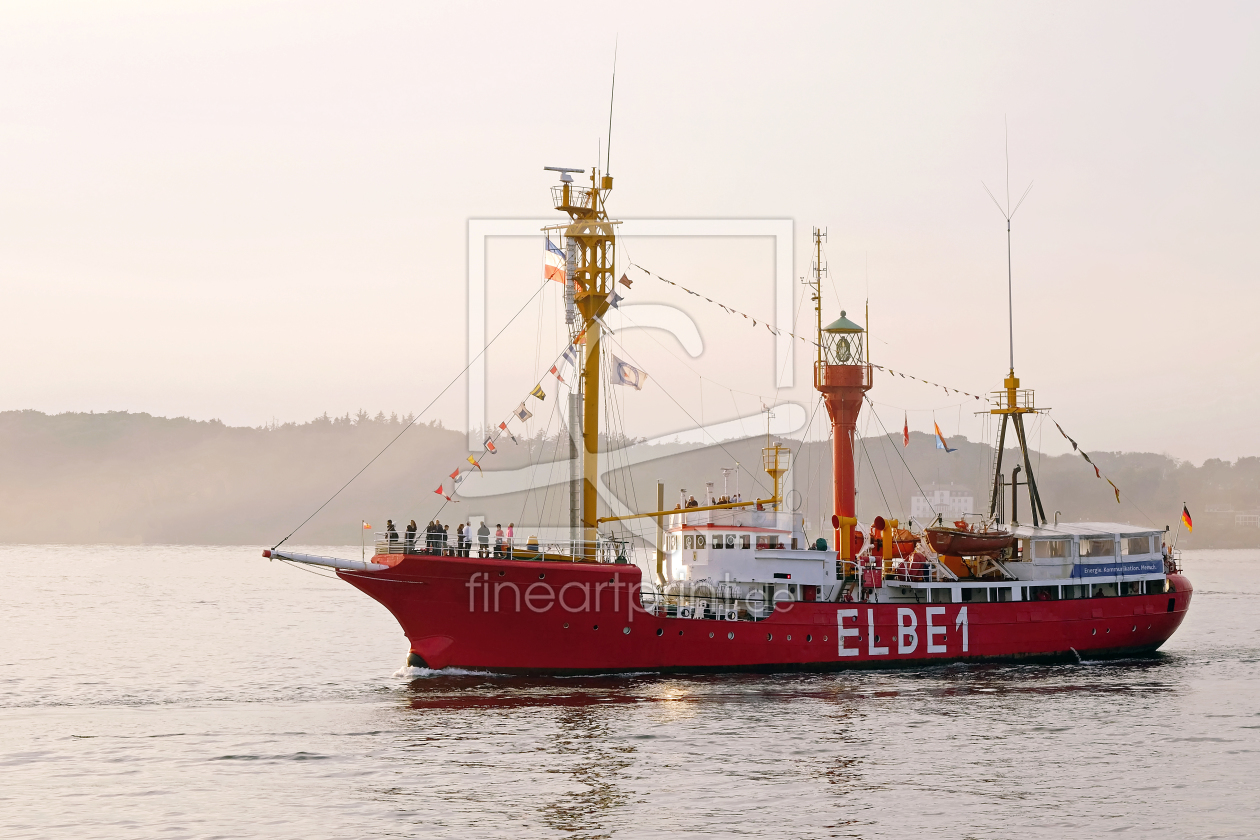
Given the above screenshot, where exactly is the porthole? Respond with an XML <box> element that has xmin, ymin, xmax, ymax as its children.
<box><xmin>1091</xmin><ymin>628</ymin><xmax>1097</xmax><ymax>635</ymax></box>
<box><xmin>593</xmin><ymin>624</ymin><xmax>599</xmax><ymax>630</ymax></box>
<box><xmin>656</xmin><ymin>627</ymin><xmax>663</xmax><ymax>636</ymax></box>
<box><xmin>767</xmin><ymin>633</ymin><xmax>773</xmax><ymax>641</ymax></box>
<box><xmin>498</xmin><ymin>570</ymin><xmax>505</xmax><ymax>576</ymax></box>
<box><xmin>709</xmin><ymin>632</ymin><xmax>715</xmax><ymax>638</ymax></box>
<box><xmin>874</xmin><ymin>635</ymin><xmax>880</xmax><ymax>643</ymax></box>
<box><xmin>823</xmin><ymin>636</ymin><xmax>828</xmax><ymax>642</ymax></box>
<box><xmin>727</xmin><ymin>632</ymin><xmax>735</xmax><ymax>640</ymax></box>
<box><xmin>806</xmin><ymin>634</ymin><xmax>813</xmax><ymax>642</ymax></box>
<box><xmin>538</xmin><ymin>572</ymin><xmax>546</xmax><ymax>579</ymax></box>
<box><xmin>786</xmin><ymin>635</ymin><xmax>792</xmax><ymax>641</ymax></box>
<box><xmin>1106</xmin><ymin>628</ymin><xmax>1111</xmax><ymax>634</ymax></box>
<box><xmin>678</xmin><ymin>630</ymin><xmax>684</xmax><ymax>636</ymax></box>
<box><xmin>1131</xmin><ymin>625</ymin><xmax>1137</xmax><ymax>632</ymax></box>
<box><xmin>563</xmin><ymin>622</ymin><xmax>569</xmax><ymax>629</ymax></box>
<box><xmin>623</xmin><ymin>626</ymin><xmax>631</xmax><ymax>635</ymax></box>
<box><xmin>1147</xmin><ymin>624</ymin><xmax>1152</xmax><ymax>630</ymax></box>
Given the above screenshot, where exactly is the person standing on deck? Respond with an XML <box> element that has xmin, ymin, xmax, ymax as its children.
<box><xmin>386</xmin><ymin>520</ymin><xmax>398</xmax><ymax>551</ymax></box>
<box><xmin>506</xmin><ymin>523</ymin><xmax>515</xmax><ymax>558</ymax></box>
<box><xmin>477</xmin><ymin>521</ymin><xmax>490</xmax><ymax>558</ymax></box>
<box><xmin>494</xmin><ymin>524</ymin><xmax>504</xmax><ymax>558</ymax></box>
<box><xmin>442</xmin><ymin>524</ymin><xmax>450</xmax><ymax>556</ymax></box>
<box><xmin>404</xmin><ymin>520</ymin><xmax>417</xmax><ymax>553</ymax></box>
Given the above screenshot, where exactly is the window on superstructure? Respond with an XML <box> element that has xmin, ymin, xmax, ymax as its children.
<box><xmin>741</xmin><ymin>534</ymin><xmax>751</xmax><ymax>549</ymax></box>
<box><xmin>1079</xmin><ymin>538</ymin><xmax>1115</xmax><ymax>558</ymax></box>
<box><xmin>1034</xmin><ymin>539</ymin><xmax>1069</xmax><ymax>559</ymax></box>
<box><xmin>684</xmin><ymin>535</ymin><xmax>694</xmax><ymax>549</ymax></box>
<box><xmin>1122</xmin><ymin>536</ymin><xmax>1151</xmax><ymax>556</ymax></box>
<box><xmin>725</xmin><ymin>534</ymin><xmax>736</xmax><ymax>549</ymax></box>
<box><xmin>695</xmin><ymin>535</ymin><xmax>706</xmax><ymax>549</ymax></box>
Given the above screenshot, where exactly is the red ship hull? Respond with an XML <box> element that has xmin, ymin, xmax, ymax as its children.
<box><xmin>339</xmin><ymin>554</ymin><xmax>1192</xmax><ymax>673</ymax></box>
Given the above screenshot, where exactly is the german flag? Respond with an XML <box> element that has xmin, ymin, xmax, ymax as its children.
<box><xmin>1181</xmin><ymin>505</ymin><xmax>1193</xmax><ymax>533</ymax></box>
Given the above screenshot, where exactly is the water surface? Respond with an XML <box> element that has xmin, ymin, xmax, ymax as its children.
<box><xmin>2</xmin><ymin>546</ymin><xmax>1257</xmax><ymax>839</ymax></box>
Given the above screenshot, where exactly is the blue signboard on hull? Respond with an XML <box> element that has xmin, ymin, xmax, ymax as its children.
<box><xmin>1071</xmin><ymin>559</ymin><xmax>1163</xmax><ymax>578</ymax></box>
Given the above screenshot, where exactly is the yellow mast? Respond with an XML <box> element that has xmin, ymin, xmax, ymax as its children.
<box><xmin>551</xmin><ymin>167</ymin><xmax>617</xmax><ymax>560</ymax></box>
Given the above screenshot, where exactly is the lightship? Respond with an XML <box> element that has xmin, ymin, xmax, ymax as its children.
<box><xmin>263</xmin><ymin>167</ymin><xmax>1191</xmax><ymax>673</ymax></box>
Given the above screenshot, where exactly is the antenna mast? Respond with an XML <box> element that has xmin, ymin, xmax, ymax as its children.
<box><xmin>605</xmin><ymin>39</ymin><xmax>618</xmax><ymax>174</ymax></box>
<box><xmin>810</xmin><ymin>227</ymin><xmax>826</xmax><ymax>368</ymax></box>
<box><xmin>981</xmin><ymin>121</ymin><xmax>1044</xmax><ymax>528</ymax></box>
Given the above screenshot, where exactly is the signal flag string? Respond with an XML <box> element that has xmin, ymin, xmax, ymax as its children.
<box><xmin>627</xmin><ymin>263</ymin><xmax>991</xmax><ymax>404</ymax></box>
<box><xmin>1049</xmin><ymin>417</ymin><xmax>1123</xmax><ymax>505</ymax></box>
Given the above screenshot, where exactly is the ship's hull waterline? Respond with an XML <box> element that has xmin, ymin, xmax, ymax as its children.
<box><xmin>339</xmin><ymin>553</ymin><xmax>1192</xmax><ymax>674</ymax></box>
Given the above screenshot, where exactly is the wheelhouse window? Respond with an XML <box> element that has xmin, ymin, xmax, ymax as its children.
<box><xmin>1034</xmin><ymin>539</ymin><xmax>1069</xmax><ymax>559</ymax></box>
<box><xmin>1079</xmin><ymin>538</ymin><xmax>1115</xmax><ymax>558</ymax></box>
<box><xmin>725</xmin><ymin>534</ymin><xmax>736</xmax><ymax>549</ymax></box>
<box><xmin>668</xmin><ymin>535</ymin><xmax>679</xmax><ymax>550</ymax></box>
<box><xmin>1122</xmin><ymin>536</ymin><xmax>1151</xmax><ymax>556</ymax></box>
<box><xmin>740</xmin><ymin>534</ymin><xmax>751</xmax><ymax>549</ymax></box>
<box><xmin>684</xmin><ymin>535</ymin><xmax>694</xmax><ymax>549</ymax></box>
<box><xmin>695</xmin><ymin>535</ymin><xmax>706</xmax><ymax>549</ymax></box>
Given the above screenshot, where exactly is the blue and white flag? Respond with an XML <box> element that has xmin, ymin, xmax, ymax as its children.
<box><xmin>611</xmin><ymin>356</ymin><xmax>648</xmax><ymax>390</ymax></box>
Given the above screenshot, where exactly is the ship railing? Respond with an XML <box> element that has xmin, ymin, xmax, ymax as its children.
<box><xmin>837</xmin><ymin>555</ymin><xmax>958</xmax><ymax>584</ymax></box>
<box><xmin>990</xmin><ymin>388</ymin><xmax>1035</xmax><ymax>411</ymax></box>
<box><xmin>637</xmin><ymin>591</ymin><xmax>784</xmax><ymax>622</ymax></box>
<box><xmin>551</xmin><ymin>184</ymin><xmax>594</xmax><ymax>212</ymax></box>
<box><xmin>372</xmin><ymin>533</ymin><xmax>630</xmax><ymax>563</ymax></box>
<box><xmin>668</xmin><ymin>508</ymin><xmax>794</xmax><ymax>530</ymax></box>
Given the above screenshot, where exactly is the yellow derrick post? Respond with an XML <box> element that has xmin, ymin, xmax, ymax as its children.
<box><xmin>550</xmin><ymin>167</ymin><xmax>617</xmax><ymax>561</ymax></box>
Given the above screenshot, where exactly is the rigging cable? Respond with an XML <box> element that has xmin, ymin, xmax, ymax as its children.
<box><xmin>271</xmin><ymin>278</ymin><xmax>554</xmax><ymax>551</ymax></box>
<box><xmin>599</xmin><ymin>323</ymin><xmax>774</xmax><ymax>499</ymax></box>
<box><xmin>864</xmin><ymin>395</ymin><xmax>937</xmax><ymax>518</ymax></box>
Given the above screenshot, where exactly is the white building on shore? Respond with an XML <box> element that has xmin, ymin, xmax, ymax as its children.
<box><xmin>910</xmin><ymin>484</ymin><xmax>974</xmax><ymax>522</ymax></box>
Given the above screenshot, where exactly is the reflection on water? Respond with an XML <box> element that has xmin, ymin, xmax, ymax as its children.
<box><xmin>541</xmin><ymin>706</ymin><xmax>635</xmax><ymax>839</ymax></box>
<box><xmin>0</xmin><ymin>546</ymin><xmax>1257</xmax><ymax>839</ymax></box>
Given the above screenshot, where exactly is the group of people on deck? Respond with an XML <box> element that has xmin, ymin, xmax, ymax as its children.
<box><xmin>674</xmin><ymin>493</ymin><xmax>742</xmax><ymax>510</ymax></box>
<box><xmin>384</xmin><ymin>519</ymin><xmax>519</xmax><ymax>557</ymax></box>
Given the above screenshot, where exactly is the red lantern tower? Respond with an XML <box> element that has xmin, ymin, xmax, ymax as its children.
<box><xmin>806</xmin><ymin>229</ymin><xmax>872</xmax><ymax>558</ymax></box>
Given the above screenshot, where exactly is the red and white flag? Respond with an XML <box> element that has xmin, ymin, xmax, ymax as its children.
<box><xmin>544</xmin><ymin>239</ymin><xmax>566</xmax><ymax>282</ymax></box>
<box><xmin>499</xmin><ymin>421</ymin><xmax>517</xmax><ymax>444</ymax></box>
<box><xmin>903</xmin><ymin>413</ymin><xmax>909</xmax><ymax>447</ymax></box>
<box><xmin>484</xmin><ymin>437</ymin><xmax>497</xmax><ymax>454</ymax></box>
<box><xmin>550</xmin><ymin>365</ymin><xmax>565</xmax><ymax>384</ymax></box>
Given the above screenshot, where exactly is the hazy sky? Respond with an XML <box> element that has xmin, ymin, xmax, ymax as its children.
<box><xmin>1</xmin><ymin>1</ymin><xmax>1257</xmax><ymax>464</ymax></box>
